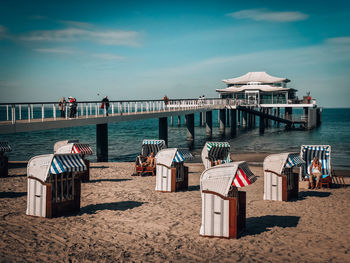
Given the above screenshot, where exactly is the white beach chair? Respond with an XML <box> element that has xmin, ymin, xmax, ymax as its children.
<box><xmin>200</xmin><ymin>162</ymin><xmax>257</xmax><ymax>238</ymax></box>
<box><xmin>263</xmin><ymin>153</ymin><xmax>305</xmax><ymax>201</ymax></box>
<box><xmin>155</xmin><ymin>148</ymin><xmax>193</xmax><ymax>192</ymax></box>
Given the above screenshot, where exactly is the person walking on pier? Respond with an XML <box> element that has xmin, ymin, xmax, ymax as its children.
<box><xmin>58</xmin><ymin>97</ymin><xmax>67</xmax><ymax>118</ymax></box>
<box><xmin>101</xmin><ymin>96</ymin><xmax>110</xmax><ymax>116</ymax></box>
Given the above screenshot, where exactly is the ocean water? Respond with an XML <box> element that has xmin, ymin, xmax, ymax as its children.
<box><xmin>1</xmin><ymin>108</ymin><xmax>350</xmax><ymax>170</ymax></box>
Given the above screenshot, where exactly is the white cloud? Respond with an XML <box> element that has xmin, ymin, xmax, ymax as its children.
<box><xmin>58</xmin><ymin>20</ymin><xmax>93</xmax><ymax>29</ymax></box>
<box><xmin>326</xmin><ymin>36</ymin><xmax>350</xmax><ymax>45</ymax></box>
<box><xmin>92</xmin><ymin>53</ymin><xmax>124</xmax><ymax>60</ymax></box>
<box><xmin>34</xmin><ymin>47</ymin><xmax>75</xmax><ymax>54</ymax></box>
<box><xmin>228</xmin><ymin>9</ymin><xmax>308</xmax><ymax>22</ymax></box>
<box><xmin>19</xmin><ymin>27</ymin><xmax>141</xmax><ymax>46</ymax></box>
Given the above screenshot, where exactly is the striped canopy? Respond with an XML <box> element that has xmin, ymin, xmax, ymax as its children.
<box><xmin>0</xmin><ymin>142</ymin><xmax>11</xmax><ymax>153</ymax></box>
<box><xmin>301</xmin><ymin>145</ymin><xmax>331</xmax><ymax>176</ymax></box>
<box><xmin>173</xmin><ymin>149</ymin><xmax>193</xmax><ymax>163</ymax></box>
<box><xmin>200</xmin><ymin>162</ymin><xmax>257</xmax><ymax>197</ymax></box>
<box><xmin>206</xmin><ymin>142</ymin><xmax>230</xmax><ymax>162</ymax></box>
<box><xmin>284</xmin><ymin>153</ymin><xmax>305</xmax><ymax>168</ymax></box>
<box><xmin>49</xmin><ymin>154</ymin><xmax>86</xmax><ymax>175</ymax></box>
<box><xmin>232</xmin><ymin>162</ymin><xmax>257</xmax><ymax>187</ymax></box>
<box><xmin>142</xmin><ymin>139</ymin><xmax>166</xmax><ymax>156</ymax></box>
<box><xmin>72</xmin><ymin>143</ymin><xmax>93</xmax><ymax>155</ymax></box>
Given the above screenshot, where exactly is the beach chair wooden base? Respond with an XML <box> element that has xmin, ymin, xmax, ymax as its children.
<box><xmin>201</xmin><ymin>191</ymin><xmax>246</xmax><ymax>239</ymax></box>
<box><xmin>282</xmin><ymin>173</ymin><xmax>299</xmax><ymax>201</ymax></box>
<box><xmin>331</xmin><ymin>169</ymin><xmax>346</xmax><ymax>188</ymax></box>
<box><xmin>80</xmin><ymin>159</ymin><xmax>90</xmax><ymax>182</ymax></box>
<box><xmin>135</xmin><ymin>165</ymin><xmax>155</xmax><ymax>176</ymax></box>
<box><xmin>0</xmin><ymin>155</ymin><xmax>8</xmax><ymax>177</ymax></box>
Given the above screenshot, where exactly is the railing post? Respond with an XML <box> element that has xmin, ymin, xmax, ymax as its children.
<box><xmin>19</xmin><ymin>104</ymin><xmax>22</xmax><ymax>120</ymax></box>
<box><xmin>53</xmin><ymin>104</ymin><xmax>56</xmax><ymax>120</ymax></box>
<box><xmin>11</xmin><ymin>104</ymin><xmax>15</xmax><ymax>124</ymax></box>
<box><xmin>41</xmin><ymin>104</ymin><xmax>44</xmax><ymax>122</ymax></box>
<box><xmin>28</xmin><ymin>105</ymin><xmax>31</xmax><ymax>122</ymax></box>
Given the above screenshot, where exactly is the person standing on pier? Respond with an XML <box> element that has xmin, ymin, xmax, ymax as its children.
<box><xmin>163</xmin><ymin>95</ymin><xmax>169</xmax><ymax>108</ymax></box>
<box><xmin>101</xmin><ymin>96</ymin><xmax>110</xmax><ymax>116</ymax></box>
<box><xmin>58</xmin><ymin>97</ymin><xmax>67</xmax><ymax>118</ymax></box>
<box><xmin>69</xmin><ymin>97</ymin><xmax>77</xmax><ymax>118</ymax></box>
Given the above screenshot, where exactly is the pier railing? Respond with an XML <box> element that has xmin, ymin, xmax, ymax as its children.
<box><xmin>0</xmin><ymin>97</ymin><xmax>314</xmax><ymax>124</ymax></box>
<box><xmin>0</xmin><ymin>98</ymin><xmax>226</xmax><ymax>124</ymax></box>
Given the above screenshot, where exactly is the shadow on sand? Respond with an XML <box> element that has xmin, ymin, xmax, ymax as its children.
<box><xmin>243</xmin><ymin>215</ymin><xmax>300</xmax><ymax>236</ymax></box>
<box><xmin>0</xmin><ymin>191</ymin><xmax>27</xmax><ymax>198</ymax></box>
<box><xmin>80</xmin><ymin>201</ymin><xmax>145</xmax><ymax>215</ymax></box>
<box><xmin>90</xmin><ymin>165</ymin><xmax>109</xmax><ymax>169</ymax></box>
<box><xmin>298</xmin><ymin>191</ymin><xmax>331</xmax><ymax>199</ymax></box>
<box><xmin>85</xmin><ymin>178</ymin><xmax>132</xmax><ymax>183</ymax></box>
<box><xmin>187</xmin><ymin>185</ymin><xmax>200</xmax><ymax>191</ymax></box>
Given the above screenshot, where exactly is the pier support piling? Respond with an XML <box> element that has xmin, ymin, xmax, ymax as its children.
<box><xmin>219</xmin><ymin>109</ymin><xmax>226</xmax><ymax>133</ymax></box>
<box><xmin>230</xmin><ymin>109</ymin><xmax>237</xmax><ymax>136</ymax></box>
<box><xmin>199</xmin><ymin>112</ymin><xmax>203</xmax><ymax>127</ymax></box>
<box><xmin>186</xmin><ymin>114</ymin><xmax>195</xmax><ymax>142</ymax></box>
<box><xmin>259</xmin><ymin>116</ymin><xmax>265</xmax><ymax>134</ymax></box>
<box><xmin>159</xmin><ymin>117</ymin><xmax>168</xmax><ymax>146</ymax></box>
<box><xmin>205</xmin><ymin>111</ymin><xmax>212</xmax><ymax>139</ymax></box>
<box><xmin>177</xmin><ymin>116</ymin><xmax>181</xmax><ymax>126</ymax></box>
<box><xmin>96</xmin><ymin>123</ymin><xmax>108</xmax><ymax>162</ymax></box>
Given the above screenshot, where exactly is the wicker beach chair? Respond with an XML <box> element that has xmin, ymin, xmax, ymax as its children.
<box><xmin>134</xmin><ymin>139</ymin><xmax>166</xmax><ymax>176</ymax></box>
<box><xmin>201</xmin><ymin>142</ymin><xmax>232</xmax><ymax>170</ymax></box>
<box><xmin>300</xmin><ymin>145</ymin><xmax>332</xmax><ymax>188</ymax></box>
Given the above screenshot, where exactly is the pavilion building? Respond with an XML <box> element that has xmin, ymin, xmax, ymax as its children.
<box><xmin>216</xmin><ymin>72</ymin><xmax>297</xmax><ymax>105</ymax></box>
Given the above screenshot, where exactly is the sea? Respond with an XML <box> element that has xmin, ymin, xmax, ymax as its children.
<box><xmin>1</xmin><ymin>108</ymin><xmax>350</xmax><ymax>170</ymax></box>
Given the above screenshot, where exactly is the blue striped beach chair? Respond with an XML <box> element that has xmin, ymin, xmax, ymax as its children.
<box><xmin>155</xmin><ymin>148</ymin><xmax>193</xmax><ymax>192</ymax></box>
<box><xmin>300</xmin><ymin>145</ymin><xmax>332</xmax><ymax>188</ymax></box>
<box><xmin>27</xmin><ymin>153</ymin><xmax>86</xmax><ymax>218</ymax></box>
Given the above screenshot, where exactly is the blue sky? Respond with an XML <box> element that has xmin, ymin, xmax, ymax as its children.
<box><xmin>0</xmin><ymin>0</ymin><xmax>349</xmax><ymax>107</ymax></box>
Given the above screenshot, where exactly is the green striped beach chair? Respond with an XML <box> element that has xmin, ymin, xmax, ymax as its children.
<box><xmin>201</xmin><ymin>142</ymin><xmax>232</xmax><ymax>170</ymax></box>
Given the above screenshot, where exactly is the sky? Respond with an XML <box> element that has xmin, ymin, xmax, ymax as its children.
<box><xmin>0</xmin><ymin>0</ymin><xmax>349</xmax><ymax>107</ymax></box>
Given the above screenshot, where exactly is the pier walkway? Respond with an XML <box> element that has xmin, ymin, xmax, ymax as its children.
<box><xmin>0</xmin><ymin>98</ymin><xmax>316</xmax><ymax>161</ymax></box>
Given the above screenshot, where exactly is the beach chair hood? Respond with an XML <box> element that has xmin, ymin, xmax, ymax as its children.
<box><xmin>200</xmin><ymin>161</ymin><xmax>257</xmax><ymax>197</ymax></box>
<box><xmin>56</xmin><ymin>142</ymin><xmax>93</xmax><ymax>155</ymax></box>
<box><xmin>27</xmin><ymin>154</ymin><xmax>87</xmax><ymax>183</ymax></box>
<box><xmin>156</xmin><ymin>148</ymin><xmax>193</xmax><ymax>167</ymax></box>
<box><xmin>0</xmin><ymin>142</ymin><xmax>11</xmax><ymax>153</ymax></box>
<box><xmin>201</xmin><ymin>142</ymin><xmax>231</xmax><ymax>169</ymax></box>
<box><xmin>263</xmin><ymin>152</ymin><xmax>305</xmax><ymax>175</ymax></box>
<box><xmin>142</xmin><ymin>139</ymin><xmax>166</xmax><ymax>156</ymax></box>
<box><xmin>54</xmin><ymin>140</ymin><xmax>79</xmax><ymax>153</ymax></box>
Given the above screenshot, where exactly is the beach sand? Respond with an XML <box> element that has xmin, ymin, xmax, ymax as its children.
<box><xmin>1</xmin><ymin>161</ymin><xmax>350</xmax><ymax>262</ymax></box>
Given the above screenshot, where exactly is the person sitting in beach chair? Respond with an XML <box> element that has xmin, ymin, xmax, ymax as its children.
<box><xmin>309</xmin><ymin>157</ymin><xmax>322</xmax><ymax>189</ymax></box>
<box><xmin>300</xmin><ymin>145</ymin><xmax>332</xmax><ymax>189</ymax></box>
<box><xmin>135</xmin><ymin>152</ymin><xmax>156</xmax><ymax>176</ymax></box>
<box><xmin>142</xmin><ymin>152</ymin><xmax>156</xmax><ymax>168</ymax></box>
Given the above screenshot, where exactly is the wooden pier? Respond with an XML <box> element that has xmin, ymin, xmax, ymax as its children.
<box><xmin>0</xmin><ymin>98</ymin><xmax>320</xmax><ymax>161</ymax></box>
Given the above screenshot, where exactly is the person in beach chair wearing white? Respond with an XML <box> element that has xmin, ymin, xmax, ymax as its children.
<box><xmin>309</xmin><ymin>157</ymin><xmax>322</xmax><ymax>189</ymax></box>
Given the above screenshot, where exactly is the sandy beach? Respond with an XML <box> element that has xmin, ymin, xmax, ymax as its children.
<box><xmin>1</xmin><ymin>160</ymin><xmax>350</xmax><ymax>262</ymax></box>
